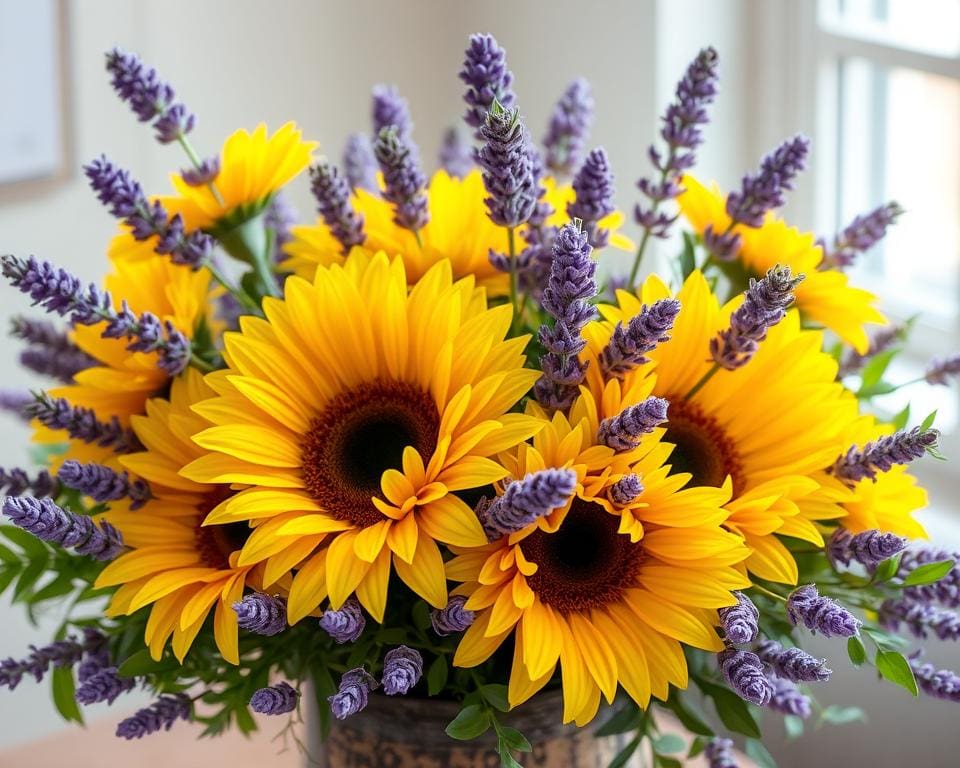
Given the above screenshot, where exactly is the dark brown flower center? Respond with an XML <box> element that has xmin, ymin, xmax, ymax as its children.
<box><xmin>521</xmin><ymin>498</ymin><xmax>644</xmax><ymax>614</ymax></box>
<box><xmin>195</xmin><ymin>488</ymin><xmax>248</xmax><ymax>570</ymax></box>
<box><xmin>300</xmin><ymin>380</ymin><xmax>440</xmax><ymax>529</ymax></box>
<box><xmin>662</xmin><ymin>397</ymin><xmax>745</xmax><ymax>493</ymax></box>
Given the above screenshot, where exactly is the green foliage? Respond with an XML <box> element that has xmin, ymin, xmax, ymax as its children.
<box><xmin>875</xmin><ymin>649</ymin><xmax>918</xmax><ymax>696</ymax></box>
<box><xmin>695</xmin><ymin>677</ymin><xmax>761</xmax><ymax>739</ymax></box>
<box><xmin>445</xmin><ymin>704</ymin><xmax>491</xmax><ymax>740</ymax></box>
<box><xmin>746</xmin><ymin>738</ymin><xmax>778</xmax><ymax>768</ymax></box>
<box><xmin>847</xmin><ymin>635</ymin><xmax>867</xmax><ymax>667</ymax></box>
<box><xmin>819</xmin><ymin>705</ymin><xmax>867</xmax><ymax>726</ymax></box>
<box><xmin>901</xmin><ymin>559</ymin><xmax>954</xmax><ymax>587</ymax></box>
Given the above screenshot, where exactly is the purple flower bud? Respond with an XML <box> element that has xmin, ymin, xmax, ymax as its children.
<box><xmin>481</xmin><ymin>469</ymin><xmax>577</xmax><ymax>538</ymax></box>
<box><xmin>838</xmin><ymin>323</ymin><xmax>906</xmax><ymax>377</ymax></box>
<box><xmin>19</xmin><ymin>346</ymin><xmax>95</xmax><ymax>383</ymax></box>
<box><xmin>438</xmin><ymin>126</ymin><xmax>473</xmax><ymax>179</ymax></box>
<box><xmin>460</xmin><ymin>34</ymin><xmax>516</xmax><ymax>139</ymax></box>
<box><xmin>821</xmin><ymin>201</ymin><xmax>903</xmax><ymax>270</ymax></box>
<box><xmin>23</xmin><ymin>393</ymin><xmax>138</xmax><ymax>452</ymax></box>
<box><xmin>711</xmin><ymin>265</ymin><xmax>803</xmax><ymax>370</ymax></box>
<box><xmin>608</xmin><ymin>474</ymin><xmax>644</xmax><ymax>507</ymax></box>
<box><xmin>372</xmin><ymin>85</ymin><xmax>413</xmax><ymax>141</ymax></box>
<box><xmin>787</xmin><ymin>584</ymin><xmax>860</xmax><ymax>638</ymax></box>
<box><xmin>600</xmin><ymin>298</ymin><xmax>681</xmax><ymax>379</ymax></box>
<box><xmin>477</xmin><ymin>100</ymin><xmax>538</xmax><ymax>229</ymax></box>
<box><xmin>831</xmin><ymin>426</ymin><xmax>939</xmax><ymax>485</ymax></box>
<box><xmin>543</xmin><ymin>78</ymin><xmax>594</xmax><ymax>177</ymax></box>
<box><xmin>880</xmin><ymin>599</ymin><xmax>960</xmax><ymax>641</ymax></box>
<box><xmin>827</xmin><ymin>527</ymin><xmax>906</xmax><ymax>568</ymax></box>
<box><xmin>0</xmin><ymin>635</ymin><xmax>100</xmax><ymax>690</ymax></box>
<box><xmin>899</xmin><ymin>547</ymin><xmax>960</xmax><ymax>609</ymax></box>
<box><xmin>911</xmin><ymin>653</ymin><xmax>960</xmax><ymax>702</ymax></box>
<box><xmin>598</xmin><ymin>397</ymin><xmax>669</xmax><ymax>452</ymax></box>
<box><xmin>250</xmin><ymin>681</ymin><xmax>299</xmax><ymax>715</ymax></box>
<box><xmin>926</xmin><ymin>353</ymin><xmax>960</xmax><ymax>386</ymax></box>
<box><xmin>309</xmin><ymin>160</ymin><xmax>366</xmax><ymax>254</ymax></box>
<box><xmin>373</xmin><ymin>127</ymin><xmax>429</xmax><ymax>233</ymax></box>
<box><xmin>768</xmin><ymin>676</ymin><xmax>812</xmax><ymax>718</ymax></box>
<box><xmin>233</xmin><ymin>593</ymin><xmax>287</xmax><ymax>636</ymax></box>
<box><xmin>75</xmin><ymin>666</ymin><xmax>136</xmax><ymax>705</ymax></box>
<box><xmin>718</xmin><ymin>592</ymin><xmax>759</xmax><ymax>645</ymax></box>
<box><xmin>381</xmin><ymin>646</ymin><xmax>423</xmax><ymax>696</ymax></box>
<box><xmin>319</xmin><ymin>597</ymin><xmax>366</xmax><ymax>644</ymax></box>
<box><xmin>718</xmin><ymin>649</ymin><xmax>774</xmax><ymax>707</ymax></box>
<box><xmin>0</xmin><ymin>390</ymin><xmax>33</xmax><ymax>420</ymax></box>
<box><xmin>115</xmin><ymin>694</ymin><xmax>191</xmax><ymax>739</ymax></box>
<box><xmin>343</xmin><ymin>134</ymin><xmax>378</xmax><ymax>191</ymax></box>
<box><xmin>756</xmin><ymin>639</ymin><xmax>831</xmax><ymax>682</ymax></box>
<box><xmin>153</xmin><ymin>104</ymin><xmax>195</xmax><ymax>144</ymax></box>
<box><xmin>431</xmin><ymin>596</ymin><xmax>475</xmax><ymax>636</ymax></box>
<box><xmin>3</xmin><ymin>496</ymin><xmax>124</xmax><ymax>560</ymax></box>
<box><xmin>568</xmin><ymin>148</ymin><xmax>615</xmax><ymax>248</ymax></box>
<box><xmin>57</xmin><ymin>460</ymin><xmax>151</xmax><ymax>509</ymax></box>
<box><xmin>725</xmin><ymin>135</ymin><xmax>810</xmax><ymax>228</ymax></box>
<box><xmin>329</xmin><ymin>668</ymin><xmax>377</xmax><ymax>720</ymax></box>
<box><xmin>705</xmin><ymin>737</ymin><xmax>738</xmax><ymax>768</ymax></box>
<box><xmin>180</xmin><ymin>156</ymin><xmax>220</xmax><ymax>187</ymax></box>
<box><xmin>0</xmin><ymin>467</ymin><xmax>59</xmax><ymax>498</ymax></box>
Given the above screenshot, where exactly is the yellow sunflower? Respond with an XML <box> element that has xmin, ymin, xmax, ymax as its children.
<box><xmin>180</xmin><ymin>250</ymin><xmax>543</xmax><ymax>625</ymax></box>
<box><xmin>281</xmin><ymin>169</ymin><xmax>633</xmax><ymax>295</ymax></box>
<box><xmin>677</xmin><ymin>175</ymin><xmax>885</xmax><ymax>353</ymax></box>
<box><xmin>448</xmin><ymin>394</ymin><xmax>749</xmax><ymax>725</ymax></box>
<box><xmin>589</xmin><ymin>271</ymin><xmax>863</xmax><ymax>584</ymax></box>
<box><xmin>95</xmin><ymin>369</ymin><xmax>267</xmax><ymax>664</ymax></box>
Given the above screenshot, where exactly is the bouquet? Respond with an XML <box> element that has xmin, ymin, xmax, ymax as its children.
<box><xmin>1</xmin><ymin>32</ymin><xmax>958</xmax><ymax>768</ymax></box>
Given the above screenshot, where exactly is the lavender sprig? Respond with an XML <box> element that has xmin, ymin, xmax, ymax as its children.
<box><xmin>431</xmin><ymin>596</ymin><xmax>475</xmax><ymax>636</ymax></box>
<box><xmin>827</xmin><ymin>527</ymin><xmax>906</xmax><ymax>568</ymax></box>
<box><xmin>319</xmin><ymin>597</ymin><xmax>366</xmax><ymax>644</ymax></box>
<box><xmin>329</xmin><ymin>668</ymin><xmax>377</xmax><ymax>720</ymax></box>
<box><xmin>820</xmin><ymin>202</ymin><xmax>904</xmax><ymax>270</ymax></box>
<box><xmin>705</xmin><ymin>738</ymin><xmax>739</xmax><ymax>768</ymax></box>
<box><xmin>568</xmin><ymin>147</ymin><xmax>615</xmax><ymax>248</ymax></box>
<box><xmin>787</xmin><ymin>584</ymin><xmax>860</xmax><ymax>637</ymax></box>
<box><xmin>116</xmin><ymin>694</ymin><xmax>191</xmax><ymax>739</ymax></box>
<box><xmin>372</xmin><ymin>85</ymin><xmax>413</xmax><ymax>141</ymax></box>
<box><xmin>899</xmin><ymin>547</ymin><xmax>960</xmax><ymax>608</ymax></box>
<box><xmin>597</xmin><ymin>396</ymin><xmax>669</xmax><ymax>452</ymax></box>
<box><xmin>710</xmin><ymin>265</ymin><xmax>803</xmax><ymax>370</ymax></box>
<box><xmin>477</xmin><ymin>100</ymin><xmax>538</xmax><ymax>229</ymax></box>
<box><xmin>373</xmin><ymin>127</ymin><xmax>429</xmax><ymax>233</ymax></box>
<box><xmin>438</xmin><ymin>126</ymin><xmax>473</xmax><ymax>178</ymax></box>
<box><xmin>233</xmin><ymin>593</ymin><xmax>287</xmax><ymax>636</ymax></box>
<box><xmin>599</xmin><ymin>298</ymin><xmax>681</xmax><ymax>380</ymax></box>
<box><xmin>479</xmin><ymin>468</ymin><xmax>577</xmax><ymax>539</ymax></box>
<box><xmin>57</xmin><ymin>460</ymin><xmax>151</xmax><ymax>510</ymax></box>
<box><xmin>756</xmin><ymin>639</ymin><xmax>831</xmax><ymax>682</ymax></box>
<box><xmin>9</xmin><ymin>316</ymin><xmax>88</xmax><ymax>355</ymax></box>
<box><xmin>24</xmin><ymin>393</ymin><xmax>139</xmax><ymax>453</ymax></box>
<box><xmin>250</xmin><ymin>682</ymin><xmax>299</xmax><ymax>715</ymax></box>
<box><xmin>0</xmin><ymin>390</ymin><xmax>33</xmax><ymax>420</ymax></box>
<box><xmin>880</xmin><ymin>599</ymin><xmax>960</xmax><ymax>641</ymax></box>
<box><xmin>105</xmin><ymin>48</ymin><xmax>195</xmax><ymax>144</ymax></box>
<box><xmin>381</xmin><ymin>646</ymin><xmax>423</xmax><ymax>695</ymax></box>
<box><xmin>718</xmin><ymin>649</ymin><xmax>774</xmax><ymax>706</ymax></box>
<box><xmin>19</xmin><ymin>346</ymin><xmax>96</xmax><ymax>383</ymax></box>
<box><xmin>342</xmin><ymin>134</ymin><xmax>378</xmax><ymax>191</ymax></box>
<box><xmin>75</xmin><ymin>667</ymin><xmax>136</xmax><ymax>706</ymax></box>
<box><xmin>180</xmin><ymin>156</ymin><xmax>220</xmax><ymax>187</ymax></box>
<box><xmin>2</xmin><ymin>496</ymin><xmax>124</xmax><ymax>560</ymax></box>
<box><xmin>543</xmin><ymin>78</ymin><xmax>594</xmax><ymax>177</ymax></box>
<box><xmin>460</xmin><ymin>33</ymin><xmax>516</xmax><ymax>139</ymax></box>
<box><xmin>768</xmin><ymin>676</ymin><xmax>812</xmax><ymax>718</ymax></box>
<box><xmin>926</xmin><ymin>353</ymin><xmax>960</xmax><ymax>386</ymax></box>
<box><xmin>838</xmin><ymin>323</ymin><xmax>906</xmax><ymax>378</ymax></box>
<box><xmin>608</xmin><ymin>474</ymin><xmax>643</xmax><ymax>507</ymax></box>
<box><xmin>309</xmin><ymin>160</ymin><xmax>366</xmax><ymax>254</ymax></box>
<box><xmin>910</xmin><ymin>654</ymin><xmax>960</xmax><ymax>702</ymax></box>
<box><xmin>0</xmin><ymin>467</ymin><xmax>59</xmax><ymax>498</ymax></box>
<box><xmin>718</xmin><ymin>592</ymin><xmax>760</xmax><ymax>644</ymax></box>
<box><xmin>0</xmin><ymin>639</ymin><xmax>84</xmax><ymax>690</ymax></box>
<box><xmin>831</xmin><ymin>426</ymin><xmax>939</xmax><ymax>485</ymax></box>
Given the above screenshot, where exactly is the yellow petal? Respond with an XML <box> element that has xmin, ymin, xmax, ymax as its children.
<box><xmin>393</xmin><ymin>535</ymin><xmax>447</xmax><ymax>608</ymax></box>
<box><xmin>417</xmin><ymin>495</ymin><xmax>488</xmax><ymax>547</ymax></box>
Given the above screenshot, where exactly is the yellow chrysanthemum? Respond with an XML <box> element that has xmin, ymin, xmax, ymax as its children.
<box><xmin>448</xmin><ymin>395</ymin><xmax>748</xmax><ymax>726</ymax></box>
<box><xmin>180</xmin><ymin>250</ymin><xmax>543</xmax><ymax>625</ymax></box>
<box><xmin>677</xmin><ymin>175</ymin><xmax>885</xmax><ymax>353</ymax></box>
<box><xmin>95</xmin><ymin>370</ymin><xmax>266</xmax><ymax>664</ymax></box>
<box><xmin>590</xmin><ymin>271</ymin><xmax>863</xmax><ymax>584</ymax></box>
<box><xmin>281</xmin><ymin>169</ymin><xmax>633</xmax><ymax>295</ymax></box>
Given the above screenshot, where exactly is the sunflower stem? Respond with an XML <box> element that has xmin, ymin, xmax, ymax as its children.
<box><xmin>176</xmin><ymin>134</ymin><xmax>225</xmax><ymax>207</ymax></box>
<box><xmin>683</xmin><ymin>362</ymin><xmax>721</xmax><ymax>401</ymax></box>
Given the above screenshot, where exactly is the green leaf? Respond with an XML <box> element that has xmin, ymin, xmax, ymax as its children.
<box><xmin>847</xmin><ymin>635</ymin><xmax>867</xmax><ymax>667</ymax></box>
<box><xmin>652</xmin><ymin>733</ymin><xmax>685</xmax><ymax>755</ymax></box>
<box><xmin>498</xmin><ymin>747</ymin><xmax>523</xmax><ymax>768</ymax></box>
<box><xmin>654</xmin><ymin>757</ymin><xmax>682</xmax><ymax>768</ymax></box>
<box><xmin>859</xmin><ymin>349</ymin><xmax>898</xmax><ymax>389</ymax></box>
<box><xmin>445</xmin><ymin>704</ymin><xmax>491</xmax><ymax>741</ymax></box>
<box><xmin>51</xmin><ymin>666</ymin><xmax>83</xmax><ymax>724</ymax></box>
<box><xmin>920</xmin><ymin>410</ymin><xmax>938</xmax><ymax>431</ymax></box>
<box><xmin>0</xmin><ymin>566</ymin><xmax>18</xmax><ymax>595</ymax></box>
<box><xmin>481</xmin><ymin>684</ymin><xmax>510</xmax><ymax>712</ymax></box>
<box><xmin>0</xmin><ymin>526</ymin><xmax>49</xmax><ymax>559</ymax></box>
<box><xmin>427</xmin><ymin>655</ymin><xmax>448</xmax><ymax>696</ymax></box>
<box><xmin>697</xmin><ymin>679</ymin><xmax>761</xmax><ymax>739</ymax></box>
<box><xmin>665</xmin><ymin>693</ymin><xmax>714</xmax><ymax>736</ymax></box>
<box><xmin>679</xmin><ymin>232</ymin><xmax>697</xmax><ymax>280</ymax></box>
<box><xmin>856</xmin><ymin>381</ymin><xmax>898</xmax><ymax>399</ymax></box>
<box><xmin>595</xmin><ymin>700</ymin><xmax>642</xmax><ymax>736</ymax></box>
<box><xmin>891</xmin><ymin>403</ymin><xmax>911</xmax><ymax>430</ymax></box>
<box><xmin>873</xmin><ymin>552</ymin><xmax>903</xmax><ymax>583</ymax></box>
<box><xmin>784</xmin><ymin>714</ymin><xmax>804</xmax><ymax>739</ymax></box>
<box><xmin>819</xmin><ymin>705</ymin><xmax>866</xmax><ymax>725</ymax></box>
<box><xmin>31</xmin><ymin>574</ymin><xmax>76</xmax><ymax>603</ymax></box>
<box><xmin>746</xmin><ymin>739</ymin><xmax>778</xmax><ymax>768</ymax></box>
<box><xmin>875</xmin><ymin>649</ymin><xmax>918</xmax><ymax>696</ymax></box>
<box><xmin>901</xmin><ymin>559</ymin><xmax>954</xmax><ymax>587</ymax></box>
<box><xmin>117</xmin><ymin>648</ymin><xmax>181</xmax><ymax>677</ymax></box>
<box><xmin>688</xmin><ymin>736</ymin><xmax>706</xmax><ymax>758</ymax></box>
<box><xmin>609</xmin><ymin>736</ymin><xmax>641</xmax><ymax>768</ymax></box>
<box><xmin>234</xmin><ymin>700</ymin><xmax>257</xmax><ymax>734</ymax></box>
<box><xmin>497</xmin><ymin>726</ymin><xmax>531</xmax><ymax>752</ymax></box>
<box><xmin>412</xmin><ymin>600</ymin><xmax>432</xmax><ymax>631</ymax></box>
<box><xmin>12</xmin><ymin>558</ymin><xmax>46</xmax><ymax>602</ymax></box>
<box><xmin>0</xmin><ymin>542</ymin><xmax>20</xmax><ymax>564</ymax></box>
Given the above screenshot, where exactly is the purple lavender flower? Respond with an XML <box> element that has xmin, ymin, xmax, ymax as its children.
<box><xmin>911</xmin><ymin>654</ymin><xmax>960</xmax><ymax>702</ymax></box>
<box><xmin>635</xmin><ymin>48</ymin><xmax>719</xmax><ymax>243</ymax></box>
<box><xmin>820</xmin><ymin>202</ymin><xmax>903</xmax><ymax>270</ymax></box>
<box><xmin>104</xmin><ymin>48</ymin><xmax>195</xmax><ymax>144</ymax></box>
<box><xmin>787</xmin><ymin>584</ymin><xmax>860</xmax><ymax>637</ymax></box>
<box><xmin>899</xmin><ymin>547</ymin><xmax>960</xmax><ymax>608</ymax></box>
<box><xmin>831</xmin><ymin>426</ymin><xmax>939</xmax><ymax>485</ymax></box>
<box><xmin>250</xmin><ymin>682</ymin><xmax>299</xmax><ymax>715</ymax></box>
<box><xmin>373</xmin><ymin>127</ymin><xmax>429</xmax><ymax>233</ymax></box>
<box><xmin>768</xmin><ymin>676</ymin><xmax>812</xmax><ymax>718</ymax></box>
<box><xmin>116</xmin><ymin>694</ymin><xmax>191</xmax><ymax>739</ymax></box>
<box><xmin>77</xmin><ymin>629</ymin><xmax>110</xmax><ymax>684</ymax></box>
<box><xmin>381</xmin><ymin>646</ymin><xmax>423</xmax><ymax>695</ymax></box>
<box><xmin>568</xmin><ymin>148</ymin><xmax>615</xmax><ymax>248</ymax></box>
<box><xmin>319</xmin><ymin>597</ymin><xmax>366</xmax><ymax>644</ymax></box>
<box><xmin>3</xmin><ymin>496</ymin><xmax>124</xmax><ymax>560</ymax></box>
<box><xmin>343</xmin><ymin>133</ymin><xmax>378</xmax><ymax>191</ymax></box>
<box><xmin>756</xmin><ymin>639</ymin><xmax>831</xmax><ymax>682</ymax></box>
<box><xmin>534</xmin><ymin>222</ymin><xmax>598</xmax><ymax>411</ymax></box>
<box><xmin>329</xmin><ymin>668</ymin><xmax>377</xmax><ymax>720</ymax></box>
<box><xmin>431</xmin><ymin>596</ymin><xmax>475</xmax><ymax>636</ymax></box>
<box><xmin>726</xmin><ymin>135</ymin><xmax>810</xmax><ymax>228</ymax></box>
<box><xmin>309</xmin><ymin>160</ymin><xmax>366</xmax><ymax>254</ymax></box>
<box><xmin>718</xmin><ymin>592</ymin><xmax>760</xmax><ymax>645</ymax></box>
<box><xmin>705</xmin><ymin>737</ymin><xmax>739</xmax><ymax>768</ymax></box>
<box><xmin>480</xmin><ymin>468</ymin><xmax>577</xmax><ymax>539</ymax></box>
<box><xmin>460</xmin><ymin>33</ymin><xmax>516</xmax><ymax>139</ymax></box>
<box><xmin>926</xmin><ymin>353</ymin><xmax>960</xmax><ymax>386</ymax></box>
<box><xmin>477</xmin><ymin>100</ymin><xmax>537</xmax><ymax>229</ymax></box>
<box><xmin>880</xmin><ymin>599</ymin><xmax>960</xmax><ymax>641</ymax></box>
<box><xmin>598</xmin><ymin>396</ymin><xmax>670</xmax><ymax>452</ymax></box>
<box><xmin>180</xmin><ymin>156</ymin><xmax>220</xmax><ymax>187</ymax></box>
<box><xmin>438</xmin><ymin>126</ymin><xmax>473</xmax><ymax>178</ymax></box>
<box><xmin>372</xmin><ymin>85</ymin><xmax>413</xmax><ymax>140</ymax></box>
<box><xmin>0</xmin><ymin>467</ymin><xmax>59</xmax><ymax>498</ymax></box>
<box><xmin>599</xmin><ymin>298</ymin><xmax>681</xmax><ymax>380</ymax></box>
<box><xmin>718</xmin><ymin>649</ymin><xmax>774</xmax><ymax>706</ymax></box>
<box><xmin>57</xmin><ymin>460</ymin><xmax>151</xmax><ymax>510</ymax></box>
<box><xmin>75</xmin><ymin>666</ymin><xmax>136</xmax><ymax>705</ymax></box>
<box><xmin>0</xmin><ymin>639</ymin><xmax>85</xmax><ymax>690</ymax></box>
<box><xmin>24</xmin><ymin>393</ymin><xmax>139</xmax><ymax>452</ymax></box>
<box><xmin>838</xmin><ymin>323</ymin><xmax>906</xmax><ymax>378</ymax></box>
<box><xmin>827</xmin><ymin>527</ymin><xmax>906</xmax><ymax>568</ymax></box>
<box><xmin>710</xmin><ymin>265</ymin><xmax>804</xmax><ymax>370</ymax></box>
<box><xmin>10</xmin><ymin>317</ymin><xmax>96</xmax><ymax>380</ymax></box>
<box><xmin>543</xmin><ymin>78</ymin><xmax>594</xmax><ymax>177</ymax></box>
<box><xmin>233</xmin><ymin>593</ymin><xmax>287</xmax><ymax>636</ymax></box>
<box><xmin>608</xmin><ymin>474</ymin><xmax>643</xmax><ymax>507</ymax></box>
<box><xmin>0</xmin><ymin>390</ymin><xmax>33</xmax><ymax>420</ymax></box>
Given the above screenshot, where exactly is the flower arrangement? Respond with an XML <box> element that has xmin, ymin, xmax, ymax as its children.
<box><xmin>1</xmin><ymin>33</ymin><xmax>958</xmax><ymax>768</ymax></box>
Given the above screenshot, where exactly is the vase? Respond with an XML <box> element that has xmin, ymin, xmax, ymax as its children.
<box><xmin>305</xmin><ymin>689</ymin><xmax>640</xmax><ymax>768</ymax></box>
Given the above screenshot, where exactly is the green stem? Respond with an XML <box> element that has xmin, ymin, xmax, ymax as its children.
<box><xmin>189</xmin><ymin>354</ymin><xmax>216</xmax><ymax>373</ymax></box>
<box><xmin>628</xmin><ymin>229</ymin><xmax>653</xmax><ymax>288</ymax></box>
<box><xmin>750</xmin><ymin>583</ymin><xmax>788</xmax><ymax>603</ymax></box>
<box><xmin>205</xmin><ymin>261</ymin><xmax>260</xmax><ymax>313</ymax></box>
<box><xmin>683</xmin><ymin>362</ymin><xmax>721</xmax><ymax>400</ymax></box>
<box><xmin>507</xmin><ymin>227</ymin><xmax>520</xmax><ymax>330</ymax></box>
<box><xmin>177</xmin><ymin>135</ymin><xmax>225</xmax><ymax>207</ymax></box>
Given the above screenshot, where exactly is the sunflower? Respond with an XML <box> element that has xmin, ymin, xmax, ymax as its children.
<box><xmin>95</xmin><ymin>369</ymin><xmax>266</xmax><ymax>664</ymax></box>
<box><xmin>281</xmin><ymin>169</ymin><xmax>633</xmax><ymax>295</ymax></box>
<box><xmin>589</xmin><ymin>271</ymin><xmax>863</xmax><ymax>584</ymax></box>
<box><xmin>677</xmin><ymin>175</ymin><xmax>885</xmax><ymax>354</ymax></box>
<box><xmin>180</xmin><ymin>250</ymin><xmax>543</xmax><ymax>625</ymax></box>
<box><xmin>448</xmin><ymin>394</ymin><xmax>749</xmax><ymax>725</ymax></box>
